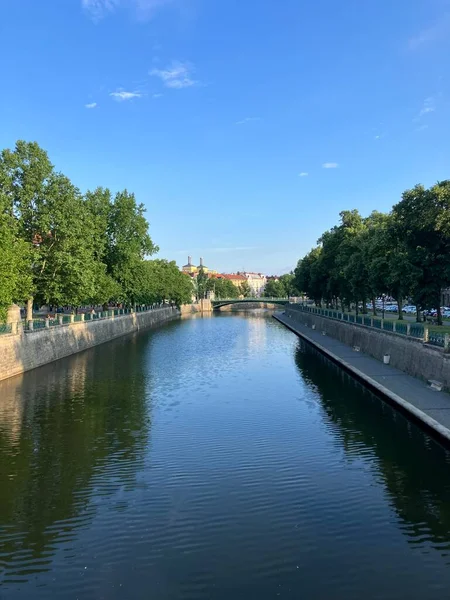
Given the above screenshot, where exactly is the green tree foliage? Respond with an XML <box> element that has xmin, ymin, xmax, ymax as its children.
<box><xmin>239</xmin><ymin>280</ymin><xmax>251</xmax><ymax>298</ymax></box>
<box><xmin>393</xmin><ymin>181</ymin><xmax>450</xmax><ymax>325</ymax></box>
<box><xmin>104</xmin><ymin>190</ymin><xmax>158</xmax><ymax>304</ymax></box>
<box><xmin>0</xmin><ymin>140</ymin><xmax>54</xmax><ymax>318</ymax></box>
<box><xmin>136</xmin><ymin>260</ymin><xmax>193</xmax><ymax>306</ymax></box>
<box><xmin>196</xmin><ymin>268</ymin><xmax>209</xmax><ymax>300</ymax></box>
<box><xmin>295</xmin><ymin>247</ymin><xmax>327</xmax><ymax>306</ymax></box>
<box><xmin>294</xmin><ymin>199</ymin><xmax>427</xmax><ymax>318</ymax></box>
<box><xmin>0</xmin><ymin>169</ymin><xmax>32</xmax><ymax>319</ymax></box>
<box><xmin>0</xmin><ymin>140</ymin><xmax>192</xmax><ymax>319</ymax></box>
<box><xmin>206</xmin><ymin>277</ymin><xmax>238</xmax><ymax>299</ymax></box>
<box><xmin>264</xmin><ymin>279</ymin><xmax>287</xmax><ymax>298</ymax></box>
<box><xmin>279</xmin><ymin>273</ymin><xmax>300</xmax><ymax>297</ymax></box>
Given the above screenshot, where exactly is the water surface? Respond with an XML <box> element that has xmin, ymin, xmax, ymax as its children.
<box><xmin>1</xmin><ymin>313</ymin><xmax>450</xmax><ymax>599</ymax></box>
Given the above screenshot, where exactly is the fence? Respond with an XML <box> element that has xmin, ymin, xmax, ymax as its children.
<box><xmin>288</xmin><ymin>304</ymin><xmax>450</xmax><ymax>350</ymax></box>
<box><xmin>0</xmin><ymin>305</ymin><xmax>169</xmax><ymax>336</ymax></box>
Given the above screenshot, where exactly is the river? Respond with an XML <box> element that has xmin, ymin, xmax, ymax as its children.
<box><xmin>1</xmin><ymin>312</ymin><xmax>450</xmax><ymax>599</ymax></box>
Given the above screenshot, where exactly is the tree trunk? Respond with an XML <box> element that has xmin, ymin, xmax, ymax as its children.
<box><xmin>416</xmin><ymin>306</ymin><xmax>421</xmax><ymax>323</ymax></box>
<box><xmin>362</xmin><ymin>299</ymin><xmax>367</xmax><ymax>315</ymax></box>
<box><xmin>26</xmin><ymin>297</ymin><xmax>33</xmax><ymax>321</ymax></box>
<box><xmin>355</xmin><ymin>301</ymin><xmax>359</xmax><ymax>317</ymax></box>
<box><xmin>397</xmin><ymin>296</ymin><xmax>403</xmax><ymax>320</ymax></box>
<box><xmin>372</xmin><ymin>296</ymin><xmax>377</xmax><ymax>316</ymax></box>
<box><xmin>437</xmin><ymin>303</ymin><xmax>443</xmax><ymax>326</ymax></box>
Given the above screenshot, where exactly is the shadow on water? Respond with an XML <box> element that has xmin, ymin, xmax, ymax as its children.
<box><xmin>294</xmin><ymin>338</ymin><xmax>450</xmax><ymax>556</ymax></box>
<box><xmin>0</xmin><ymin>331</ymin><xmax>153</xmax><ymax>584</ymax></box>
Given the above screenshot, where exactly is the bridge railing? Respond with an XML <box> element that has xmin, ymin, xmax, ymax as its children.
<box><xmin>212</xmin><ymin>297</ymin><xmax>289</xmax><ymax>303</ymax></box>
<box><xmin>287</xmin><ymin>303</ymin><xmax>450</xmax><ymax>349</ymax></box>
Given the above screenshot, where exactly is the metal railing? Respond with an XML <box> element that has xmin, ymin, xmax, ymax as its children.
<box><xmin>0</xmin><ymin>323</ymin><xmax>12</xmax><ymax>336</ymax></box>
<box><xmin>288</xmin><ymin>304</ymin><xmax>450</xmax><ymax>349</ymax></box>
<box><xmin>9</xmin><ymin>305</ymin><xmax>172</xmax><ymax>335</ymax></box>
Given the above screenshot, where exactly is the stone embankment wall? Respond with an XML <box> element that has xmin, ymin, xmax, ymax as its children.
<box><xmin>0</xmin><ymin>307</ymin><xmax>178</xmax><ymax>382</ymax></box>
<box><xmin>285</xmin><ymin>307</ymin><xmax>450</xmax><ymax>389</ymax></box>
<box><xmin>180</xmin><ymin>299</ymin><xmax>212</xmax><ymax>315</ymax></box>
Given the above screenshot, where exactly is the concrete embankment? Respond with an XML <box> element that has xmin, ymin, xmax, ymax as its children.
<box><xmin>284</xmin><ymin>306</ymin><xmax>450</xmax><ymax>389</ymax></box>
<box><xmin>274</xmin><ymin>311</ymin><xmax>450</xmax><ymax>446</ymax></box>
<box><xmin>0</xmin><ymin>307</ymin><xmax>179</xmax><ymax>382</ymax></box>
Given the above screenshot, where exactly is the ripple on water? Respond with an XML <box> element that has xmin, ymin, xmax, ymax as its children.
<box><xmin>1</xmin><ymin>314</ymin><xmax>450</xmax><ymax>599</ymax></box>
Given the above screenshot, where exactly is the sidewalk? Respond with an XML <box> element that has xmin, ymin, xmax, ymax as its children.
<box><xmin>274</xmin><ymin>312</ymin><xmax>450</xmax><ymax>446</ymax></box>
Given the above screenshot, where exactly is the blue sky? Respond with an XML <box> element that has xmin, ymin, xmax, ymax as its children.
<box><xmin>1</xmin><ymin>0</ymin><xmax>450</xmax><ymax>274</ymax></box>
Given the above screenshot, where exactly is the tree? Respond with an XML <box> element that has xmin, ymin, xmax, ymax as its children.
<box><xmin>33</xmin><ymin>173</ymin><xmax>99</xmax><ymax>308</ymax></box>
<box><xmin>279</xmin><ymin>273</ymin><xmax>300</xmax><ymax>297</ymax></box>
<box><xmin>105</xmin><ymin>190</ymin><xmax>158</xmax><ymax>305</ymax></box>
<box><xmin>0</xmin><ymin>139</ymin><xmax>201</xmax><ymax>318</ymax></box>
<box><xmin>393</xmin><ymin>182</ymin><xmax>450</xmax><ymax>325</ymax></box>
<box><xmin>196</xmin><ymin>268</ymin><xmax>209</xmax><ymax>300</ymax></box>
<box><xmin>206</xmin><ymin>277</ymin><xmax>237</xmax><ymax>299</ymax></box>
<box><xmin>0</xmin><ymin>169</ymin><xmax>32</xmax><ymax>320</ymax></box>
<box><xmin>264</xmin><ymin>279</ymin><xmax>286</xmax><ymax>298</ymax></box>
<box><xmin>239</xmin><ymin>280</ymin><xmax>251</xmax><ymax>298</ymax></box>
<box><xmin>134</xmin><ymin>260</ymin><xmax>193</xmax><ymax>306</ymax></box>
<box><xmin>0</xmin><ymin>140</ymin><xmax>53</xmax><ymax>319</ymax></box>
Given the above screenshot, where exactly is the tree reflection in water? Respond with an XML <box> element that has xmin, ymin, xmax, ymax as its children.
<box><xmin>0</xmin><ymin>332</ymin><xmax>152</xmax><ymax>582</ymax></box>
<box><xmin>294</xmin><ymin>340</ymin><xmax>450</xmax><ymax>559</ymax></box>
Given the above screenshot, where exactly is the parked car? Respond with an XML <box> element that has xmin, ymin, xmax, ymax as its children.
<box><xmin>385</xmin><ymin>304</ymin><xmax>398</xmax><ymax>313</ymax></box>
<box><xmin>402</xmin><ymin>305</ymin><xmax>416</xmax><ymax>314</ymax></box>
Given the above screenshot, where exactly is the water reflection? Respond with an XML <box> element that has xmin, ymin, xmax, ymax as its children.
<box><xmin>0</xmin><ymin>333</ymin><xmax>151</xmax><ymax>584</ymax></box>
<box><xmin>3</xmin><ymin>315</ymin><xmax>450</xmax><ymax>599</ymax></box>
<box><xmin>294</xmin><ymin>340</ymin><xmax>450</xmax><ymax>558</ymax></box>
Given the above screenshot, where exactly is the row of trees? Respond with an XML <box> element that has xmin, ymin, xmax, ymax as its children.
<box><xmin>0</xmin><ymin>140</ymin><xmax>193</xmax><ymax>320</ymax></box>
<box><xmin>195</xmin><ymin>272</ymin><xmax>299</xmax><ymax>300</ymax></box>
<box><xmin>194</xmin><ymin>271</ymin><xmax>252</xmax><ymax>300</ymax></box>
<box><xmin>294</xmin><ymin>181</ymin><xmax>450</xmax><ymax>325</ymax></box>
<box><xmin>264</xmin><ymin>273</ymin><xmax>300</xmax><ymax>298</ymax></box>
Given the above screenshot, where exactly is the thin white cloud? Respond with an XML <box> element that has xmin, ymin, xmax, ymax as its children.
<box><xmin>235</xmin><ymin>117</ymin><xmax>261</xmax><ymax>125</ymax></box>
<box><xmin>418</xmin><ymin>97</ymin><xmax>435</xmax><ymax>117</ymax></box>
<box><xmin>85</xmin><ymin>102</ymin><xmax>98</xmax><ymax>109</ymax></box>
<box><xmin>110</xmin><ymin>89</ymin><xmax>143</xmax><ymax>101</ymax></box>
<box><xmin>150</xmin><ymin>61</ymin><xmax>196</xmax><ymax>89</ymax></box>
<box><xmin>82</xmin><ymin>0</ymin><xmax>118</xmax><ymax>19</ymax></box>
<box><xmin>82</xmin><ymin>0</ymin><xmax>172</xmax><ymax>20</ymax></box>
<box><xmin>409</xmin><ymin>14</ymin><xmax>450</xmax><ymax>50</ymax></box>
<box><xmin>322</xmin><ymin>162</ymin><xmax>338</xmax><ymax>169</ymax></box>
<box><xmin>298</xmin><ymin>172</ymin><xmax>308</xmax><ymax>177</ymax></box>
<box><xmin>153</xmin><ymin>93</ymin><xmax>163</xmax><ymax>98</ymax></box>
<box><xmin>416</xmin><ymin>124</ymin><xmax>429</xmax><ymax>132</ymax></box>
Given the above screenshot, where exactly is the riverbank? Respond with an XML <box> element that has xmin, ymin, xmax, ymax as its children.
<box><xmin>0</xmin><ymin>306</ymin><xmax>179</xmax><ymax>382</ymax></box>
<box><xmin>274</xmin><ymin>311</ymin><xmax>450</xmax><ymax>447</ymax></box>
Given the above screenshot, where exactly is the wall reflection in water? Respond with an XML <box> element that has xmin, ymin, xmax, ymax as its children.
<box><xmin>0</xmin><ymin>333</ymin><xmax>152</xmax><ymax>583</ymax></box>
<box><xmin>294</xmin><ymin>339</ymin><xmax>450</xmax><ymax>559</ymax></box>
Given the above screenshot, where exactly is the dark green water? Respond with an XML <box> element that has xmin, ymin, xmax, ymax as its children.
<box><xmin>2</xmin><ymin>313</ymin><xmax>450</xmax><ymax>599</ymax></box>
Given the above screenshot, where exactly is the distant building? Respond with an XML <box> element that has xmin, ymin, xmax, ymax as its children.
<box><xmin>241</xmin><ymin>272</ymin><xmax>267</xmax><ymax>297</ymax></box>
<box><xmin>222</xmin><ymin>274</ymin><xmax>247</xmax><ymax>289</ymax></box>
<box><xmin>181</xmin><ymin>257</ymin><xmax>218</xmax><ymax>278</ymax></box>
<box><xmin>182</xmin><ymin>256</ymin><xmax>198</xmax><ymax>275</ymax></box>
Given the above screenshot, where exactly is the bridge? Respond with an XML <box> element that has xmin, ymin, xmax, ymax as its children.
<box><xmin>211</xmin><ymin>298</ymin><xmax>289</xmax><ymax>310</ymax></box>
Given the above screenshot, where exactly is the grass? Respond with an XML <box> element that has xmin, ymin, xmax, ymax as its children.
<box><xmin>312</xmin><ymin>307</ymin><xmax>449</xmax><ymax>334</ymax></box>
